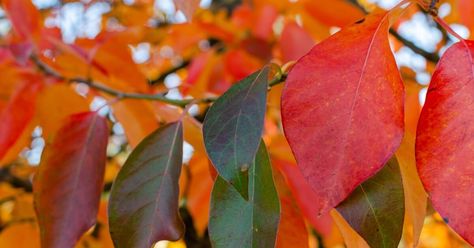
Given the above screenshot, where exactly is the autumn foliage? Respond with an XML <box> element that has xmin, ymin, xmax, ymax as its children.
<box><xmin>0</xmin><ymin>0</ymin><xmax>474</xmax><ymax>247</ymax></box>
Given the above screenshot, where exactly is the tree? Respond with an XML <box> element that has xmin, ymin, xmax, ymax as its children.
<box><xmin>0</xmin><ymin>0</ymin><xmax>472</xmax><ymax>247</ymax></box>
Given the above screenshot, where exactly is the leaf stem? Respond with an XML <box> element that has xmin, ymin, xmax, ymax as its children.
<box><xmin>434</xmin><ymin>16</ymin><xmax>466</xmax><ymax>42</ymax></box>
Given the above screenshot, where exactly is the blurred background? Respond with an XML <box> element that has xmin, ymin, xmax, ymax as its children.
<box><xmin>0</xmin><ymin>0</ymin><xmax>472</xmax><ymax>247</ymax></box>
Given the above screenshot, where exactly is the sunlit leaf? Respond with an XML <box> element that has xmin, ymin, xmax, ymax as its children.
<box><xmin>281</xmin><ymin>10</ymin><xmax>404</xmax><ymax>215</ymax></box>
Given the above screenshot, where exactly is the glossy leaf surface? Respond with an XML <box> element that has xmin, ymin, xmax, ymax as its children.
<box><xmin>337</xmin><ymin>157</ymin><xmax>405</xmax><ymax>248</ymax></box>
<box><xmin>108</xmin><ymin>122</ymin><xmax>185</xmax><ymax>248</ymax></box>
<box><xmin>203</xmin><ymin>67</ymin><xmax>269</xmax><ymax>199</ymax></box>
<box><xmin>416</xmin><ymin>40</ymin><xmax>474</xmax><ymax>245</ymax></box>
<box><xmin>281</xmin><ymin>10</ymin><xmax>404</xmax><ymax>215</ymax></box>
<box><xmin>34</xmin><ymin>112</ymin><xmax>108</xmax><ymax>248</ymax></box>
<box><xmin>209</xmin><ymin>142</ymin><xmax>280</xmax><ymax>248</ymax></box>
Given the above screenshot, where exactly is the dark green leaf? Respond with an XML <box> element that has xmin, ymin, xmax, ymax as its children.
<box><xmin>336</xmin><ymin>157</ymin><xmax>405</xmax><ymax>248</ymax></box>
<box><xmin>209</xmin><ymin>141</ymin><xmax>280</xmax><ymax>248</ymax></box>
<box><xmin>203</xmin><ymin>67</ymin><xmax>269</xmax><ymax>199</ymax></box>
<box><xmin>108</xmin><ymin>122</ymin><xmax>185</xmax><ymax>248</ymax></box>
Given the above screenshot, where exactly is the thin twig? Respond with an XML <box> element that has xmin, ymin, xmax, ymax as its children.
<box><xmin>347</xmin><ymin>0</ymin><xmax>440</xmax><ymax>63</ymax></box>
<box><xmin>31</xmin><ymin>55</ymin><xmax>288</xmax><ymax>108</ymax></box>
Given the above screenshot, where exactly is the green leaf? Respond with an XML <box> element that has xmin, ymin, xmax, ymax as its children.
<box><xmin>209</xmin><ymin>141</ymin><xmax>280</xmax><ymax>248</ymax></box>
<box><xmin>203</xmin><ymin>67</ymin><xmax>270</xmax><ymax>199</ymax></box>
<box><xmin>336</xmin><ymin>157</ymin><xmax>405</xmax><ymax>248</ymax></box>
<box><xmin>108</xmin><ymin>122</ymin><xmax>185</xmax><ymax>248</ymax></box>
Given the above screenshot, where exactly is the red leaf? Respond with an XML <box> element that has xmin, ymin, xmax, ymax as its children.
<box><xmin>279</xmin><ymin>21</ymin><xmax>315</xmax><ymax>63</ymax></box>
<box><xmin>2</xmin><ymin>0</ymin><xmax>41</xmax><ymax>40</ymax></box>
<box><xmin>281</xmin><ymin>11</ymin><xmax>404</xmax><ymax>215</ymax></box>
<box><xmin>416</xmin><ymin>40</ymin><xmax>474</xmax><ymax>245</ymax></box>
<box><xmin>252</xmin><ymin>5</ymin><xmax>279</xmax><ymax>41</ymax></box>
<box><xmin>34</xmin><ymin>112</ymin><xmax>109</xmax><ymax>248</ymax></box>
<box><xmin>0</xmin><ymin>80</ymin><xmax>42</xmax><ymax>161</ymax></box>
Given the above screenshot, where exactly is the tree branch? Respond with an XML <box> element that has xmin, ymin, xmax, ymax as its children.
<box><xmin>31</xmin><ymin>55</ymin><xmax>288</xmax><ymax>108</ymax></box>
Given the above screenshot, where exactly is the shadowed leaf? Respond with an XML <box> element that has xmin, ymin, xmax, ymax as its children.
<box><xmin>108</xmin><ymin>122</ymin><xmax>185</xmax><ymax>248</ymax></box>
<box><xmin>34</xmin><ymin>112</ymin><xmax>108</xmax><ymax>248</ymax></box>
<box><xmin>203</xmin><ymin>67</ymin><xmax>269</xmax><ymax>199</ymax></box>
<box><xmin>337</xmin><ymin>157</ymin><xmax>405</xmax><ymax>248</ymax></box>
<box><xmin>209</xmin><ymin>142</ymin><xmax>280</xmax><ymax>248</ymax></box>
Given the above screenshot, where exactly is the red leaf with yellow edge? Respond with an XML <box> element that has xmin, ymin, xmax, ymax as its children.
<box><xmin>1</xmin><ymin>0</ymin><xmax>41</xmax><ymax>40</ymax></box>
<box><xmin>273</xmin><ymin>168</ymin><xmax>309</xmax><ymax>248</ymax></box>
<box><xmin>416</xmin><ymin>40</ymin><xmax>474</xmax><ymax>245</ymax></box>
<box><xmin>34</xmin><ymin>112</ymin><xmax>108</xmax><ymax>248</ymax></box>
<box><xmin>36</xmin><ymin>84</ymin><xmax>89</xmax><ymax>139</ymax></box>
<box><xmin>0</xmin><ymin>80</ymin><xmax>42</xmax><ymax>161</ymax></box>
<box><xmin>281</xmin><ymin>10</ymin><xmax>404</xmax><ymax>215</ymax></box>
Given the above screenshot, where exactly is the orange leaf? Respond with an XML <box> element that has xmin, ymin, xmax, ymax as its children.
<box><xmin>182</xmin><ymin>153</ymin><xmax>213</xmax><ymax>235</ymax></box>
<box><xmin>301</xmin><ymin>0</ymin><xmax>364</xmax><ymax>27</ymax></box>
<box><xmin>0</xmin><ymin>223</ymin><xmax>40</xmax><ymax>248</ymax></box>
<box><xmin>36</xmin><ymin>84</ymin><xmax>89</xmax><ymax>139</ymax></box>
<box><xmin>273</xmin><ymin>168</ymin><xmax>309</xmax><ymax>248</ymax></box>
<box><xmin>111</xmin><ymin>99</ymin><xmax>159</xmax><ymax>148</ymax></box>
<box><xmin>395</xmin><ymin>133</ymin><xmax>427</xmax><ymax>247</ymax></box>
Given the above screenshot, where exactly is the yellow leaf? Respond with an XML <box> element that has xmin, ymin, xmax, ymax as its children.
<box><xmin>331</xmin><ymin>210</ymin><xmax>370</xmax><ymax>248</ymax></box>
<box><xmin>395</xmin><ymin>133</ymin><xmax>427</xmax><ymax>247</ymax></box>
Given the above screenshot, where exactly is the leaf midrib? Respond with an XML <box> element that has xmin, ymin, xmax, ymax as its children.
<box><xmin>360</xmin><ymin>185</ymin><xmax>387</xmax><ymax>248</ymax></box>
<box><xmin>147</xmin><ymin>122</ymin><xmax>182</xmax><ymax>246</ymax></box>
